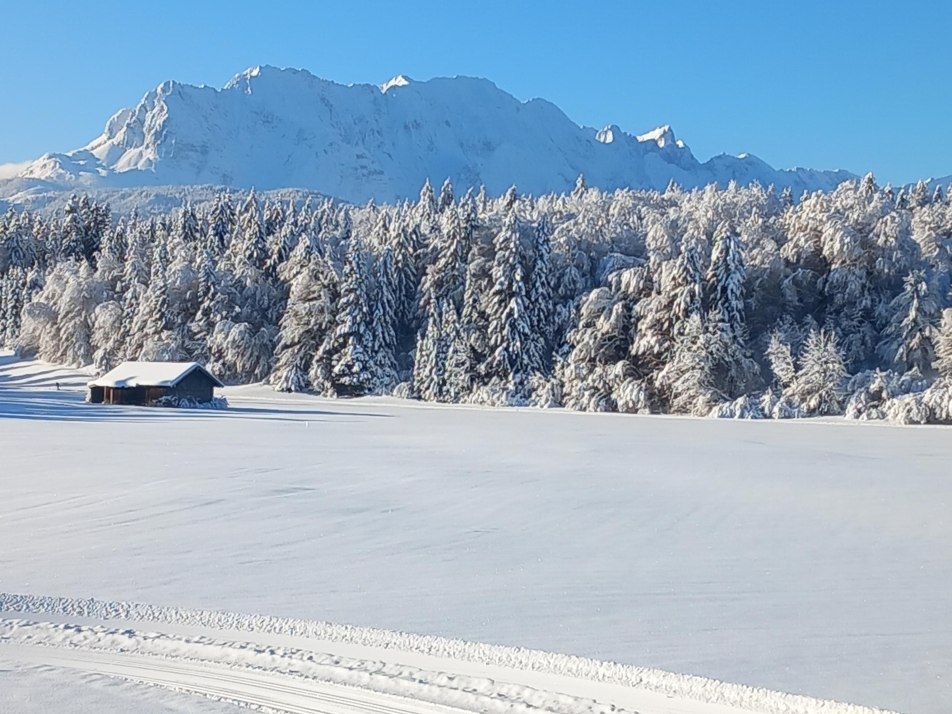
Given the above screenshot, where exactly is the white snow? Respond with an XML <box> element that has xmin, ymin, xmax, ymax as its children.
<box><xmin>381</xmin><ymin>75</ymin><xmax>413</xmax><ymax>93</ymax></box>
<box><xmin>0</xmin><ymin>67</ymin><xmax>854</xmax><ymax>204</ymax></box>
<box><xmin>636</xmin><ymin>125</ymin><xmax>675</xmax><ymax>148</ymax></box>
<box><xmin>88</xmin><ymin>361</ymin><xmax>223</xmax><ymax>389</ymax></box>
<box><xmin>1</xmin><ymin>352</ymin><xmax>950</xmax><ymax>713</ymax></box>
<box><xmin>1</xmin><ymin>664</ymin><xmax>247</xmax><ymax>713</ymax></box>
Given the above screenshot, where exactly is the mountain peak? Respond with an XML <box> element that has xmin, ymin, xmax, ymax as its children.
<box><xmin>595</xmin><ymin>124</ymin><xmax>623</xmax><ymax>144</ymax></box>
<box><xmin>637</xmin><ymin>125</ymin><xmax>680</xmax><ymax>149</ymax></box>
<box><xmin>1</xmin><ymin>68</ymin><xmax>857</xmax><ymax>204</ymax></box>
<box><xmin>380</xmin><ymin>74</ymin><xmax>413</xmax><ymax>93</ymax></box>
<box><xmin>223</xmin><ymin>65</ymin><xmax>323</xmax><ymax>93</ymax></box>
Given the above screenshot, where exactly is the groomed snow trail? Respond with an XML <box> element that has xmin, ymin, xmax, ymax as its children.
<box><xmin>0</xmin><ymin>601</ymin><xmax>899</xmax><ymax>714</ymax></box>
<box><xmin>5</xmin><ymin>647</ymin><xmax>471</xmax><ymax>714</ymax></box>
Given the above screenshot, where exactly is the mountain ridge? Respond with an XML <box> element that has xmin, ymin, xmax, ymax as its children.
<box><xmin>2</xmin><ymin>65</ymin><xmax>857</xmax><ymax>205</ymax></box>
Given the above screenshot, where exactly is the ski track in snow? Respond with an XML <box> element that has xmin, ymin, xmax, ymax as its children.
<box><xmin>4</xmin><ymin>646</ymin><xmax>472</xmax><ymax>714</ymax></box>
<box><xmin>0</xmin><ymin>605</ymin><xmax>897</xmax><ymax>714</ymax></box>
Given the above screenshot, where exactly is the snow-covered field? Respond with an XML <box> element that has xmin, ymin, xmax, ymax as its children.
<box><xmin>1</xmin><ymin>352</ymin><xmax>950</xmax><ymax>714</ymax></box>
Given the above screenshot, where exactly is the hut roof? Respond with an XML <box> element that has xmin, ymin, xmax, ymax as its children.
<box><xmin>88</xmin><ymin>362</ymin><xmax>224</xmax><ymax>389</ymax></box>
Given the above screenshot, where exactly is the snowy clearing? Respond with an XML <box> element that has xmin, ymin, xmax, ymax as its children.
<box><xmin>1</xmin><ymin>353</ymin><xmax>950</xmax><ymax>713</ymax></box>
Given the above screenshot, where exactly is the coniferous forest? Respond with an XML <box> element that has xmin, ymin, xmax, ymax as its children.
<box><xmin>3</xmin><ymin>174</ymin><xmax>952</xmax><ymax>423</ymax></box>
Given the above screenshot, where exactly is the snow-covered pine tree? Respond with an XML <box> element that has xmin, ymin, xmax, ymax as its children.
<box><xmin>441</xmin><ymin>305</ymin><xmax>470</xmax><ymax>402</ymax></box>
<box><xmin>457</xmin><ymin>241</ymin><xmax>491</xmax><ymax>388</ymax></box>
<box><xmin>100</xmin><ymin>219</ymin><xmax>128</xmax><ymax>265</ymax></box>
<box><xmin>789</xmin><ymin>329</ymin><xmax>848</xmax><ymax>415</ymax></box>
<box><xmin>417</xmin><ymin>206</ymin><xmax>468</xmax><ymax>321</ymax></box>
<box><xmin>571</xmin><ymin>174</ymin><xmax>587</xmax><ymax>201</ymax></box>
<box><xmin>129</xmin><ymin>262</ymin><xmax>172</xmax><ymax>360</ymax></box>
<box><xmin>936</xmin><ymin>308</ymin><xmax>952</xmax><ymax>379</ymax></box>
<box><xmin>177</xmin><ymin>202</ymin><xmax>201</xmax><ymax>247</ymax></box>
<box><xmin>559</xmin><ymin>287</ymin><xmax>632</xmax><ymax>411</ymax></box>
<box><xmin>707</xmin><ymin>222</ymin><xmax>746</xmax><ymax>338</ymax></box>
<box><xmin>210</xmin><ymin>320</ymin><xmax>274</xmax><ymax>383</ymax></box>
<box><xmin>56</xmin><ymin>261</ymin><xmax>102</xmax><ymax>366</ymax></box>
<box><xmin>206</xmin><ymin>192</ymin><xmax>235</xmax><ymax>255</ymax></box>
<box><xmin>880</xmin><ymin>269</ymin><xmax>940</xmax><ymax>374</ymax></box>
<box><xmin>368</xmin><ymin>248</ymin><xmax>400</xmax><ymax>392</ymax></box>
<box><xmin>232</xmin><ymin>191</ymin><xmax>269</xmax><ymax>272</ymax></box>
<box><xmin>327</xmin><ymin>240</ymin><xmax>376</xmax><ymax>396</ymax></box>
<box><xmin>526</xmin><ymin>215</ymin><xmax>554</xmax><ymax>373</ymax></box>
<box><xmin>765</xmin><ymin>331</ymin><xmax>797</xmax><ymax>390</ymax></box>
<box><xmin>1</xmin><ymin>211</ymin><xmax>40</xmax><ymax>273</ymax></box>
<box><xmin>270</xmin><ymin>254</ymin><xmax>337</xmax><ymax>392</ymax></box>
<box><xmin>484</xmin><ymin>205</ymin><xmax>535</xmax><ymax>403</ymax></box>
<box><xmin>263</xmin><ymin>198</ymin><xmax>286</xmax><ymax>240</ymax></box>
<box><xmin>411</xmin><ymin>297</ymin><xmax>443</xmax><ymax>402</ymax></box>
<box><xmin>706</xmin><ymin>222</ymin><xmax>757</xmax><ymax>396</ymax></box>
<box><xmin>58</xmin><ymin>194</ymin><xmax>87</xmax><ymax>262</ymax></box>
<box><xmin>90</xmin><ymin>299</ymin><xmax>127</xmax><ymax>371</ymax></box>
<box><xmin>656</xmin><ymin>313</ymin><xmax>721</xmax><ymax>416</ymax></box>
<box><xmin>632</xmin><ymin>231</ymin><xmax>703</xmax><ymax>381</ymax></box>
<box><xmin>390</xmin><ymin>218</ymin><xmax>421</xmax><ymax>338</ymax></box>
<box><xmin>438</xmin><ymin>178</ymin><xmax>455</xmax><ymax>213</ymax></box>
<box><xmin>0</xmin><ymin>268</ymin><xmax>26</xmax><ymax>346</ymax></box>
<box><xmin>417</xmin><ymin>179</ymin><xmax>437</xmax><ymax>223</ymax></box>
<box><xmin>670</xmin><ymin>237</ymin><xmax>704</xmax><ymax>325</ymax></box>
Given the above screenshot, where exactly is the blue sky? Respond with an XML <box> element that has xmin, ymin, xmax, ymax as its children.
<box><xmin>2</xmin><ymin>0</ymin><xmax>949</xmax><ymax>184</ymax></box>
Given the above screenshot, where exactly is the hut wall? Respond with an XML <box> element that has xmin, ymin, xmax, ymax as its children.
<box><xmin>106</xmin><ymin>386</ymin><xmax>147</xmax><ymax>405</ymax></box>
<box><xmin>146</xmin><ymin>386</ymin><xmax>170</xmax><ymax>403</ymax></box>
<box><xmin>170</xmin><ymin>370</ymin><xmax>216</xmax><ymax>403</ymax></box>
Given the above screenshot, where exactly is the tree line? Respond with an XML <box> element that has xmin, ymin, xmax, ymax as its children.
<box><xmin>2</xmin><ymin>174</ymin><xmax>952</xmax><ymax>423</ymax></box>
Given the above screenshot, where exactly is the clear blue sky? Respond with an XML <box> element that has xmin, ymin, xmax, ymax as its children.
<box><xmin>2</xmin><ymin>0</ymin><xmax>949</xmax><ymax>184</ymax></box>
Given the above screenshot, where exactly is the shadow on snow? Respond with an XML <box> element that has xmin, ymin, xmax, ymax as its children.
<box><xmin>0</xmin><ymin>389</ymin><xmax>391</xmax><ymax>424</ymax></box>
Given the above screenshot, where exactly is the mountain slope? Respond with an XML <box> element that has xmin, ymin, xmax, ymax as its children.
<box><xmin>3</xmin><ymin>66</ymin><xmax>855</xmax><ymax>203</ymax></box>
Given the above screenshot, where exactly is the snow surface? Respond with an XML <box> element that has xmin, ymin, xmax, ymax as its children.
<box><xmin>1</xmin><ymin>352</ymin><xmax>950</xmax><ymax>713</ymax></box>
<box><xmin>1</xmin><ymin>664</ymin><xmax>247</xmax><ymax>713</ymax></box>
<box><xmin>0</xmin><ymin>66</ymin><xmax>854</xmax><ymax>205</ymax></box>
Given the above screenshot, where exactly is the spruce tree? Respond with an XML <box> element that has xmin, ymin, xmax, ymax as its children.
<box><xmin>369</xmin><ymin>248</ymin><xmax>400</xmax><ymax>392</ymax></box>
<box><xmin>271</xmin><ymin>256</ymin><xmax>337</xmax><ymax>392</ymax></box>
<box><xmin>789</xmin><ymin>329</ymin><xmax>848</xmax><ymax>415</ymax></box>
<box><xmin>328</xmin><ymin>241</ymin><xmax>375</xmax><ymax>396</ymax></box>
<box><xmin>484</xmin><ymin>206</ymin><xmax>535</xmax><ymax>401</ymax></box>
<box><xmin>412</xmin><ymin>292</ymin><xmax>444</xmax><ymax>401</ymax></box>
<box><xmin>934</xmin><ymin>308</ymin><xmax>952</xmax><ymax>379</ymax></box>
<box><xmin>526</xmin><ymin>215</ymin><xmax>554</xmax><ymax>373</ymax></box>
<box><xmin>881</xmin><ymin>269</ymin><xmax>940</xmax><ymax>373</ymax></box>
<box><xmin>657</xmin><ymin>314</ymin><xmax>721</xmax><ymax>416</ymax></box>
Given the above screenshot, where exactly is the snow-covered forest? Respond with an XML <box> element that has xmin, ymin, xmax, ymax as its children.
<box><xmin>2</xmin><ymin>174</ymin><xmax>952</xmax><ymax>423</ymax></box>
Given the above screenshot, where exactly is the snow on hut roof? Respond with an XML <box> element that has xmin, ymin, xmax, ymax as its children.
<box><xmin>88</xmin><ymin>362</ymin><xmax>224</xmax><ymax>389</ymax></box>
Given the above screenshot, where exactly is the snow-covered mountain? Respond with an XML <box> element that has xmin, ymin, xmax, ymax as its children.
<box><xmin>2</xmin><ymin>65</ymin><xmax>856</xmax><ymax>204</ymax></box>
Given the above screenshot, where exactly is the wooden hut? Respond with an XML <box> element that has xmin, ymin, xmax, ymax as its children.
<box><xmin>88</xmin><ymin>362</ymin><xmax>223</xmax><ymax>406</ymax></box>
